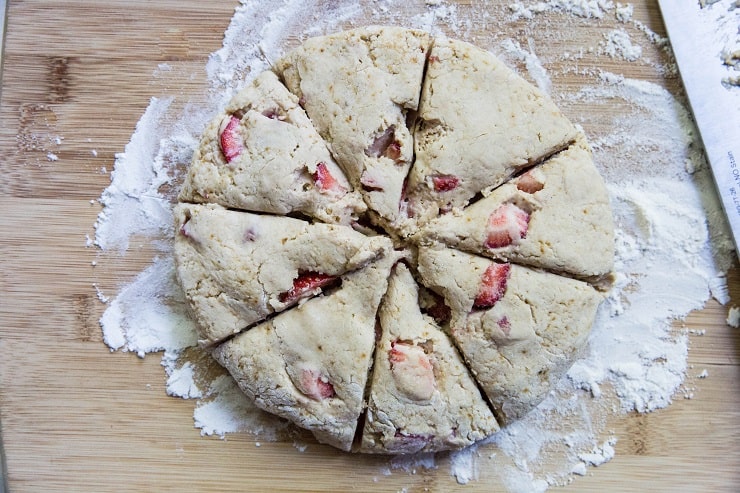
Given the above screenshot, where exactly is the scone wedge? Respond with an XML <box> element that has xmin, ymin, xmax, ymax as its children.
<box><xmin>179</xmin><ymin>71</ymin><xmax>365</xmax><ymax>225</ymax></box>
<box><xmin>407</xmin><ymin>37</ymin><xmax>578</xmax><ymax>223</ymax></box>
<box><xmin>360</xmin><ymin>263</ymin><xmax>499</xmax><ymax>454</ymax></box>
<box><xmin>417</xmin><ymin>246</ymin><xmax>603</xmax><ymax>424</ymax></box>
<box><xmin>275</xmin><ymin>26</ymin><xmax>431</xmax><ymax>232</ymax></box>
<box><xmin>212</xmin><ymin>251</ymin><xmax>402</xmax><ymax>451</ymax></box>
<box><xmin>174</xmin><ymin>203</ymin><xmax>392</xmax><ymax>345</ymax></box>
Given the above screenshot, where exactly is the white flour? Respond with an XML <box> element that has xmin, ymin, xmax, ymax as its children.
<box><xmin>93</xmin><ymin>1</ymin><xmax>736</xmax><ymax>491</ymax></box>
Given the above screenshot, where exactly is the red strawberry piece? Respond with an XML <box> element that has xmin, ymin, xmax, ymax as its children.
<box><xmin>219</xmin><ymin>115</ymin><xmax>243</xmax><ymax>163</ymax></box>
<box><xmin>473</xmin><ymin>263</ymin><xmax>511</xmax><ymax>309</ymax></box>
<box><xmin>278</xmin><ymin>272</ymin><xmax>336</xmax><ymax>304</ymax></box>
<box><xmin>298</xmin><ymin>368</ymin><xmax>335</xmax><ymax>400</ymax></box>
<box><xmin>312</xmin><ymin>162</ymin><xmax>346</xmax><ymax>195</ymax></box>
<box><xmin>385</xmin><ymin>141</ymin><xmax>402</xmax><ymax>161</ymax></box>
<box><xmin>431</xmin><ymin>174</ymin><xmax>460</xmax><ymax>192</ymax></box>
<box><xmin>484</xmin><ymin>203</ymin><xmax>530</xmax><ymax>249</ymax></box>
<box><xmin>389</xmin><ymin>341</ymin><xmax>436</xmax><ymax>401</ymax></box>
<box><xmin>516</xmin><ymin>169</ymin><xmax>545</xmax><ymax>193</ymax></box>
<box><xmin>365</xmin><ymin>126</ymin><xmax>402</xmax><ymax>162</ymax></box>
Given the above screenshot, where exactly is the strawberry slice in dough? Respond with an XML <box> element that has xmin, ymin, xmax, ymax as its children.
<box><xmin>407</xmin><ymin>36</ymin><xmax>578</xmax><ymax>225</ymax></box>
<box><xmin>484</xmin><ymin>204</ymin><xmax>530</xmax><ymax>250</ymax></box>
<box><xmin>312</xmin><ymin>162</ymin><xmax>347</xmax><ymax>196</ymax></box>
<box><xmin>416</xmin><ymin>246</ymin><xmax>603</xmax><ymax>424</ymax></box>
<box><xmin>278</xmin><ymin>272</ymin><xmax>337</xmax><ymax>305</ymax></box>
<box><xmin>516</xmin><ymin>168</ymin><xmax>546</xmax><ymax>194</ymax></box>
<box><xmin>218</xmin><ymin>115</ymin><xmax>243</xmax><ymax>163</ymax></box>
<box><xmin>173</xmin><ymin>203</ymin><xmax>393</xmax><ymax>345</ymax></box>
<box><xmin>431</xmin><ymin>174</ymin><xmax>460</xmax><ymax>193</ymax></box>
<box><xmin>473</xmin><ymin>263</ymin><xmax>511</xmax><ymax>309</ymax></box>
<box><xmin>297</xmin><ymin>368</ymin><xmax>336</xmax><ymax>400</ymax></box>
<box><xmin>360</xmin><ymin>263</ymin><xmax>499</xmax><ymax>454</ymax></box>
<box><xmin>179</xmin><ymin>70</ymin><xmax>365</xmax><ymax>225</ymax></box>
<box><xmin>417</xmin><ymin>136</ymin><xmax>615</xmax><ymax>283</ymax></box>
<box><xmin>275</xmin><ymin>26</ymin><xmax>432</xmax><ymax>234</ymax></box>
<box><xmin>388</xmin><ymin>341</ymin><xmax>436</xmax><ymax>402</ymax></box>
<box><xmin>213</xmin><ymin>251</ymin><xmax>402</xmax><ymax>452</ymax></box>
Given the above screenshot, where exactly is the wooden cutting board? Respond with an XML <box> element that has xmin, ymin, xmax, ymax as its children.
<box><xmin>1</xmin><ymin>1</ymin><xmax>738</xmax><ymax>491</ymax></box>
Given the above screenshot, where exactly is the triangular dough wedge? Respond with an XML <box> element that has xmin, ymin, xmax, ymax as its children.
<box><xmin>417</xmin><ymin>137</ymin><xmax>614</xmax><ymax>283</ymax></box>
<box><xmin>417</xmin><ymin>246</ymin><xmax>603</xmax><ymax>424</ymax></box>
<box><xmin>407</xmin><ymin>37</ymin><xmax>578</xmax><ymax>223</ymax></box>
<box><xmin>275</xmin><ymin>26</ymin><xmax>431</xmax><ymax>232</ymax></box>
<box><xmin>360</xmin><ymin>263</ymin><xmax>499</xmax><ymax>454</ymax></box>
<box><xmin>174</xmin><ymin>203</ymin><xmax>392</xmax><ymax>345</ymax></box>
<box><xmin>179</xmin><ymin>71</ymin><xmax>366</xmax><ymax>225</ymax></box>
<box><xmin>212</xmin><ymin>251</ymin><xmax>402</xmax><ymax>451</ymax></box>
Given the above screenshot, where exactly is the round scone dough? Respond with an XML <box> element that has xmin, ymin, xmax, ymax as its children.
<box><xmin>174</xmin><ymin>26</ymin><xmax>615</xmax><ymax>454</ymax></box>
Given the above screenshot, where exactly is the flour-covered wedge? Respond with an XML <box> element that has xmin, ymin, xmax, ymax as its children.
<box><xmin>360</xmin><ymin>263</ymin><xmax>499</xmax><ymax>454</ymax></box>
<box><xmin>417</xmin><ymin>137</ymin><xmax>614</xmax><ymax>283</ymax></box>
<box><xmin>178</xmin><ymin>71</ymin><xmax>365</xmax><ymax>225</ymax></box>
<box><xmin>275</xmin><ymin>26</ymin><xmax>431</xmax><ymax>233</ymax></box>
<box><xmin>417</xmin><ymin>246</ymin><xmax>603</xmax><ymax>424</ymax></box>
<box><xmin>212</xmin><ymin>252</ymin><xmax>401</xmax><ymax>451</ymax></box>
<box><xmin>174</xmin><ymin>203</ymin><xmax>392</xmax><ymax>345</ymax></box>
<box><xmin>407</xmin><ymin>37</ymin><xmax>578</xmax><ymax>223</ymax></box>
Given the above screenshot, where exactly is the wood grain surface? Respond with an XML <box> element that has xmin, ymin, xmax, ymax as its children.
<box><xmin>1</xmin><ymin>1</ymin><xmax>738</xmax><ymax>491</ymax></box>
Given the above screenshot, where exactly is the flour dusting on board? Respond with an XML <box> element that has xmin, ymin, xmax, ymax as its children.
<box><xmin>93</xmin><ymin>1</ymin><xmax>736</xmax><ymax>491</ymax></box>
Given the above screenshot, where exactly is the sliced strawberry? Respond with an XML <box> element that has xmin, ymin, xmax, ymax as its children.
<box><xmin>278</xmin><ymin>272</ymin><xmax>336</xmax><ymax>304</ymax></box>
<box><xmin>298</xmin><ymin>368</ymin><xmax>335</xmax><ymax>400</ymax></box>
<box><xmin>484</xmin><ymin>203</ymin><xmax>530</xmax><ymax>249</ymax></box>
<box><xmin>312</xmin><ymin>162</ymin><xmax>346</xmax><ymax>195</ymax></box>
<box><xmin>385</xmin><ymin>141</ymin><xmax>402</xmax><ymax>161</ymax></box>
<box><xmin>389</xmin><ymin>341</ymin><xmax>435</xmax><ymax>401</ymax></box>
<box><xmin>431</xmin><ymin>174</ymin><xmax>460</xmax><ymax>192</ymax></box>
<box><xmin>365</xmin><ymin>126</ymin><xmax>402</xmax><ymax>162</ymax></box>
<box><xmin>218</xmin><ymin>115</ymin><xmax>243</xmax><ymax>163</ymax></box>
<box><xmin>473</xmin><ymin>263</ymin><xmax>511</xmax><ymax>309</ymax></box>
<box><xmin>516</xmin><ymin>169</ymin><xmax>545</xmax><ymax>194</ymax></box>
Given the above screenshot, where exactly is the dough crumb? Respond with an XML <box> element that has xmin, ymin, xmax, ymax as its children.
<box><xmin>728</xmin><ymin>306</ymin><xmax>740</xmax><ymax>328</ymax></box>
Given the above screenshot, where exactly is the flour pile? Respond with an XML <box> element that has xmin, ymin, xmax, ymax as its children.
<box><xmin>92</xmin><ymin>1</ymin><xmax>736</xmax><ymax>491</ymax></box>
